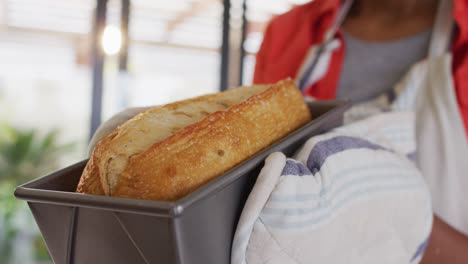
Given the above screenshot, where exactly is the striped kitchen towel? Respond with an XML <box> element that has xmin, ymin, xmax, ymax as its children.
<box><xmin>231</xmin><ymin>112</ymin><xmax>432</xmax><ymax>264</ymax></box>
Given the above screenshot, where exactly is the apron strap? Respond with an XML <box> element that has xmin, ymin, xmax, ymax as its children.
<box><xmin>297</xmin><ymin>0</ymin><xmax>353</xmax><ymax>91</ymax></box>
<box><xmin>428</xmin><ymin>0</ymin><xmax>454</xmax><ymax>58</ymax></box>
<box><xmin>326</xmin><ymin>0</ymin><xmax>354</xmax><ymax>42</ymax></box>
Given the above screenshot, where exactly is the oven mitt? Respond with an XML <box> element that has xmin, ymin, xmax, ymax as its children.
<box><xmin>231</xmin><ymin>112</ymin><xmax>432</xmax><ymax>264</ymax></box>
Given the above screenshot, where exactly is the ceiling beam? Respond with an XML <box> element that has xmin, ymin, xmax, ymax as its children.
<box><xmin>166</xmin><ymin>0</ymin><xmax>218</xmax><ymax>33</ymax></box>
<box><xmin>0</xmin><ymin>0</ymin><xmax>8</xmax><ymax>26</ymax></box>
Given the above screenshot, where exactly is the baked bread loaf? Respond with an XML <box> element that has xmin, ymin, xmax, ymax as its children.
<box><xmin>76</xmin><ymin>78</ymin><xmax>311</xmax><ymax>201</ymax></box>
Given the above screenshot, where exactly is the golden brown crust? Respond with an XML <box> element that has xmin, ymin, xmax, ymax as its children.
<box><xmin>75</xmin><ymin>153</ymin><xmax>105</xmax><ymax>195</ymax></box>
<box><xmin>76</xmin><ymin>78</ymin><xmax>311</xmax><ymax>201</ymax></box>
<box><xmin>112</xmin><ymin>79</ymin><xmax>311</xmax><ymax>201</ymax></box>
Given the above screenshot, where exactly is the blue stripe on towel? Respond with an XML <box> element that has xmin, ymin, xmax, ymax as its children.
<box><xmin>407</xmin><ymin>152</ymin><xmax>417</xmax><ymax>162</ymax></box>
<box><xmin>307</xmin><ymin>136</ymin><xmax>390</xmax><ymax>173</ymax></box>
<box><xmin>261</xmin><ymin>183</ymin><xmax>424</xmax><ymax>229</ymax></box>
<box><xmin>281</xmin><ymin>160</ymin><xmax>311</xmax><ymax>176</ymax></box>
<box><xmin>263</xmin><ymin>172</ymin><xmax>419</xmax><ymax>215</ymax></box>
<box><xmin>410</xmin><ymin>237</ymin><xmax>430</xmax><ymax>262</ymax></box>
<box><xmin>270</xmin><ymin>162</ymin><xmax>410</xmax><ymax>202</ymax></box>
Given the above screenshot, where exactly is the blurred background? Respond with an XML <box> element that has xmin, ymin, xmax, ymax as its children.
<box><xmin>0</xmin><ymin>0</ymin><xmax>309</xmax><ymax>263</ymax></box>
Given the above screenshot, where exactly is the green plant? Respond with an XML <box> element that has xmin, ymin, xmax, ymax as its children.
<box><xmin>0</xmin><ymin>122</ymin><xmax>76</xmax><ymax>263</ymax></box>
<box><xmin>0</xmin><ymin>123</ymin><xmax>75</xmax><ymax>185</ymax></box>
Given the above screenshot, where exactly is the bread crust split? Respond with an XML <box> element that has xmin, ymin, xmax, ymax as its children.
<box><xmin>76</xmin><ymin>78</ymin><xmax>311</xmax><ymax>201</ymax></box>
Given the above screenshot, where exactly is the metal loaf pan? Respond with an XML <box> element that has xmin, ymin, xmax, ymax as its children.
<box><xmin>15</xmin><ymin>100</ymin><xmax>350</xmax><ymax>264</ymax></box>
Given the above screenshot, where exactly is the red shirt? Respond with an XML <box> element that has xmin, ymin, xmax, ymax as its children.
<box><xmin>253</xmin><ymin>0</ymin><xmax>468</xmax><ymax>137</ymax></box>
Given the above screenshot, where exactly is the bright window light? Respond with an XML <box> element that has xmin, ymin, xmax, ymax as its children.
<box><xmin>101</xmin><ymin>25</ymin><xmax>122</xmax><ymax>55</ymax></box>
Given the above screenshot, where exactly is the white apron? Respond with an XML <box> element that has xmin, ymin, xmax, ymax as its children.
<box><xmin>394</xmin><ymin>0</ymin><xmax>468</xmax><ymax>235</ymax></box>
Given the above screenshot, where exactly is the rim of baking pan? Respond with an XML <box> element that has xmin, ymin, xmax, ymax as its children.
<box><xmin>14</xmin><ymin>100</ymin><xmax>351</xmax><ymax>218</ymax></box>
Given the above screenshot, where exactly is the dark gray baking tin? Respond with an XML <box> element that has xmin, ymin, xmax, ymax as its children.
<box><xmin>15</xmin><ymin>100</ymin><xmax>351</xmax><ymax>264</ymax></box>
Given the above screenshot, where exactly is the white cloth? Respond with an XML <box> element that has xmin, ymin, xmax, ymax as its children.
<box><xmin>87</xmin><ymin>106</ymin><xmax>151</xmax><ymax>156</ymax></box>
<box><xmin>392</xmin><ymin>0</ymin><xmax>468</xmax><ymax>235</ymax></box>
<box><xmin>413</xmin><ymin>54</ymin><xmax>468</xmax><ymax>235</ymax></box>
<box><xmin>231</xmin><ymin>113</ymin><xmax>432</xmax><ymax>264</ymax></box>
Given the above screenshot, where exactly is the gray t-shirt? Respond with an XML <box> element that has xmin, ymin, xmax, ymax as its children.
<box><xmin>336</xmin><ymin>29</ymin><xmax>432</xmax><ymax>103</ymax></box>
